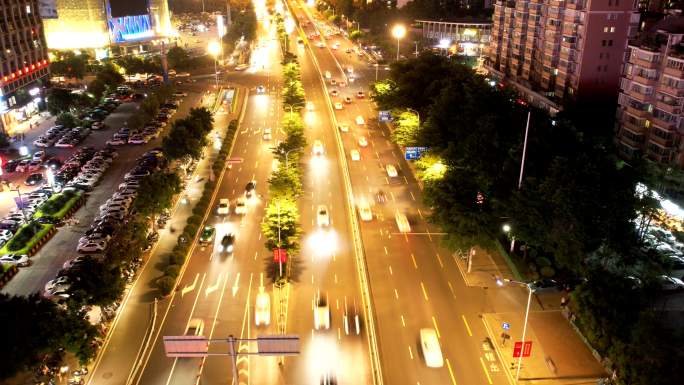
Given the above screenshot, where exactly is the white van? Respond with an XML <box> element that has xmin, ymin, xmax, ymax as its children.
<box><xmin>420</xmin><ymin>328</ymin><xmax>444</xmax><ymax>367</ymax></box>
<box><xmin>325</xmin><ymin>70</ymin><xmax>332</xmax><ymax>79</ymax></box>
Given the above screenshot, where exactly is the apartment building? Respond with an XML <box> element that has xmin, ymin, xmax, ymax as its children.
<box><xmin>486</xmin><ymin>0</ymin><xmax>639</xmax><ymax>112</ymax></box>
<box><xmin>0</xmin><ymin>0</ymin><xmax>50</xmax><ymax>135</ymax></box>
<box><xmin>616</xmin><ymin>16</ymin><xmax>684</xmax><ymax>166</ymax></box>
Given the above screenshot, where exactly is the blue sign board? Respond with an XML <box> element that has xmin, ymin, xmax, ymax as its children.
<box><xmin>404</xmin><ymin>146</ymin><xmax>428</xmax><ymax>160</ymax></box>
<box><xmin>502</xmin><ymin>322</ymin><xmax>510</xmax><ymax>330</ymax></box>
<box><xmin>379</xmin><ymin>110</ymin><xmax>392</xmax><ymax>122</ymax></box>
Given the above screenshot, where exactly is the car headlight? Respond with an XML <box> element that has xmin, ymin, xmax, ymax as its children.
<box><xmin>227</xmin><ymin>245</ymin><xmax>234</xmax><ymax>252</ymax></box>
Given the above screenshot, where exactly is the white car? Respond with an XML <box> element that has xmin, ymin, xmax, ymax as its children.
<box><xmin>330</xmin><ymin>79</ymin><xmax>337</xmax><ymax>86</ymax></box>
<box><xmin>358</xmin><ymin>200</ymin><xmax>372</xmax><ymax>221</ymax></box>
<box><xmin>77</xmin><ymin>240</ymin><xmax>108</xmax><ymax>254</ymax></box>
<box><xmin>263</xmin><ymin>127</ymin><xmax>272</xmax><ymax>140</ymax></box>
<box><xmin>386</xmin><ymin>164</ymin><xmax>398</xmax><ymax>177</ymax></box>
<box><xmin>79</xmin><ymin>234</ymin><xmax>111</xmax><ymax>245</ymax></box>
<box><xmin>217</xmin><ymin>198</ymin><xmax>230</xmax><ymax>215</ymax></box>
<box><xmin>350</xmin><ymin>149</ymin><xmax>361</xmax><ymax>161</ymax></box>
<box><xmin>306</xmin><ymin>101</ymin><xmax>315</xmax><ymax>111</ymax></box>
<box><xmin>313</xmin><ymin>140</ymin><xmax>324</xmax><ymax>155</ymax></box>
<box><xmin>355</xmin><ymin>116</ymin><xmax>365</xmax><ymax>125</ymax></box>
<box><xmin>659</xmin><ymin>275</ymin><xmax>684</xmax><ymax>291</ymax></box>
<box><xmin>33</xmin><ymin>139</ymin><xmax>49</xmax><ymax>147</ymax></box>
<box><xmin>128</xmin><ymin>135</ymin><xmax>147</xmax><ymax>144</ymax></box>
<box><xmin>255</xmin><ymin>288</ymin><xmax>271</xmax><ymax>326</ymax></box>
<box><xmin>106</xmin><ymin>138</ymin><xmax>126</xmax><ymax>146</ymax></box>
<box><xmin>420</xmin><ymin>328</ymin><xmax>444</xmax><ymax>368</ymax></box>
<box><xmin>63</xmin><ymin>256</ymin><xmax>85</xmax><ymax>270</ymax></box>
<box><xmin>339</xmin><ymin>123</ymin><xmax>349</xmax><ymax>132</ymax></box>
<box><xmin>32</xmin><ymin>151</ymin><xmax>45</xmax><ymax>161</ymax></box>
<box><xmin>334</xmin><ymin>102</ymin><xmax>343</xmax><ymax>110</ymax></box>
<box><xmin>316</xmin><ymin>41</ymin><xmax>326</xmax><ymax>48</ymax></box>
<box><xmin>358</xmin><ymin>136</ymin><xmax>368</xmax><ymax>147</ymax></box>
<box><xmin>0</xmin><ymin>254</ymin><xmax>29</xmax><ymax>267</ymax></box>
<box><xmin>314</xmin><ymin>292</ymin><xmax>330</xmax><ymax>330</ymax></box>
<box><xmin>330</xmin><ymin>89</ymin><xmax>339</xmax><ymax>97</ymax></box>
<box><xmin>235</xmin><ymin>197</ymin><xmax>247</xmax><ymax>215</ymax></box>
<box><xmin>395</xmin><ymin>212</ymin><xmax>411</xmax><ymax>233</ymax></box>
<box><xmin>317</xmin><ymin>205</ymin><xmax>330</xmax><ymax>227</ymax></box>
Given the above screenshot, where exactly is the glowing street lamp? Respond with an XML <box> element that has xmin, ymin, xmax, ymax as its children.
<box><xmin>391</xmin><ymin>24</ymin><xmax>406</xmax><ymax>61</ymax></box>
<box><xmin>208</xmin><ymin>40</ymin><xmax>221</xmax><ymax>89</ymax></box>
<box><xmin>495</xmin><ymin>277</ymin><xmax>535</xmax><ymax>383</ymax></box>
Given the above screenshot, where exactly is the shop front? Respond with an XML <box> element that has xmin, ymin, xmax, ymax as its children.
<box><xmin>0</xmin><ymin>86</ymin><xmax>44</xmax><ymax>136</ymax></box>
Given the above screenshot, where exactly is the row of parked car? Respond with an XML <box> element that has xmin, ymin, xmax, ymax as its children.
<box><xmin>75</xmin><ymin>149</ymin><xmax>165</xmax><ymax>255</ymax></box>
<box><xmin>105</xmin><ymin>100</ymin><xmax>178</xmax><ymax>146</ymax></box>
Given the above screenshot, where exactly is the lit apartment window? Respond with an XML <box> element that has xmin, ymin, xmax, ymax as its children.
<box><xmin>604</xmin><ymin>27</ymin><xmax>609</xmax><ymax>33</ymax></box>
<box><xmin>610</xmin><ymin>27</ymin><xmax>616</xmax><ymax>33</ymax></box>
<box><xmin>26</xmin><ymin>5</ymin><xmax>31</xmax><ymax>14</ymax></box>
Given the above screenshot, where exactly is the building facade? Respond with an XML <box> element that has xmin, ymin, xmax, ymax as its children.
<box><xmin>417</xmin><ymin>19</ymin><xmax>492</xmax><ymax>58</ymax></box>
<box><xmin>0</xmin><ymin>0</ymin><xmax>50</xmax><ymax>135</ymax></box>
<box><xmin>42</xmin><ymin>0</ymin><xmax>172</xmax><ymax>51</ymax></box>
<box><xmin>616</xmin><ymin>16</ymin><xmax>684</xmax><ymax>166</ymax></box>
<box><xmin>486</xmin><ymin>0</ymin><xmax>640</xmax><ymax>112</ymax></box>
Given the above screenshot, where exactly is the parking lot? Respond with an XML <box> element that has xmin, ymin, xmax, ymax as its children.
<box><xmin>0</xmin><ymin>83</ymin><xmax>207</xmax><ymax>296</ymax></box>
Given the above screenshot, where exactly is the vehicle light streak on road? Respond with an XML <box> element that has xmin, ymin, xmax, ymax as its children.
<box><xmin>309</xmin><ymin>155</ymin><xmax>329</xmax><ymax>177</ymax></box>
<box><xmin>305</xmin><ymin>229</ymin><xmax>339</xmax><ymax>260</ymax></box>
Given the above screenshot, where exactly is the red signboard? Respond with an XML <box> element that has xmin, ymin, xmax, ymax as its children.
<box><xmin>273</xmin><ymin>248</ymin><xmax>287</xmax><ymax>263</ymax></box>
<box><xmin>513</xmin><ymin>341</ymin><xmax>533</xmax><ymax>358</ymax></box>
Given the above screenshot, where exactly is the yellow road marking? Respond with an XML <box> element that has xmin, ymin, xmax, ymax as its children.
<box><xmin>432</xmin><ymin>316</ymin><xmax>441</xmax><ymax>338</ymax></box>
<box><xmin>401</xmin><ymin>315</ymin><xmax>406</xmax><ymax>327</ymax></box>
<box><xmin>462</xmin><ymin>315</ymin><xmax>473</xmax><ymax>337</ymax></box>
<box><xmin>446</xmin><ymin>358</ymin><xmax>458</xmax><ymax>385</ymax></box>
<box><xmin>420</xmin><ymin>282</ymin><xmax>429</xmax><ymax>301</ymax></box>
<box><xmin>408</xmin><ymin>346</ymin><xmax>414</xmax><ymax>360</ymax></box>
<box><xmin>411</xmin><ymin>253</ymin><xmax>418</xmax><ymax>269</ymax></box>
<box><xmin>480</xmin><ymin>356</ymin><xmax>493</xmax><ymax>384</ymax></box>
<box><xmin>436</xmin><ymin>253</ymin><xmax>444</xmax><ymax>268</ymax></box>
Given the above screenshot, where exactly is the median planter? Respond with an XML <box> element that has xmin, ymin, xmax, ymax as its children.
<box><xmin>33</xmin><ymin>189</ymin><xmax>85</xmax><ymax>221</ymax></box>
<box><xmin>0</xmin><ymin>264</ymin><xmax>18</xmax><ymax>288</ymax></box>
<box><xmin>0</xmin><ymin>222</ymin><xmax>56</xmax><ymax>257</ymax></box>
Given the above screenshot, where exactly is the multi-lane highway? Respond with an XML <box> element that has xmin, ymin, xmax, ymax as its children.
<box><xmin>287</xmin><ymin>1</ymin><xmax>513</xmax><ymax>385</ymax></box>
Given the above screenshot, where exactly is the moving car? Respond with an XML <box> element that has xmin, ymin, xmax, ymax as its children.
<box><xmin>317</xmin><ymin>205</ymin><xmax>330</xmax><ymax>227</ymax></box>
<box><xmin>395</xmin><ymin>212</ymin><xmax>411</xmax><ymax>233</ymax></box>
<box><xmin>350</xmin><ymin>149</ymin><xmax>360</xmax><ymax>161</ymax></box>
<box><xmin>220</xmin><ymin>233</ymin><xmax>236</xmax><ymax>253</ymax></box>
<box><xmin>255</xmin><ymin>288</ymin><xmax>271</xmax><ymax>326</ymax></box>
<box><xmin>185</xmin><ymin>318</ymin><xmax>204</xmax><ymax>336</ymax></box>
<box><xmin>263</xmin><ymin>127</ymin><xmax>272</xmax><ymax>140</ymax></box>
<box><xmin>306</xmin><ymin>101</ymin><xmax>315</xmax><ymax>111</ymax></box>
<box><xmin>217</xmin><ymin>198</ymin><xmax>230</xmax><ymax>215</ymax></box>
<box><xmin>314</xmin><ymin>292</ymin><xmax>330</xmax><ymax>330</ymax></box>
<box><xmin>330</xmin><ymin>89</ymin><xmax>339</xmax><ymax>97</ymax></box>
<box><xmin>245</xmin><ymin>180</ymin><xmax>257</xmax><ymax>197</ymax></box>
<box><xmin>356</xmin><ymin>91</ymin><xmax>365</xmax><ymax>98</ymax></box>
<box><xmin>344</xmin><ymin>96</ymin><xmax>352</xmax><ymax>104</ymax></box>
<box><xmin>313</xmin><ymin>140</ymin><xmax>324</xmax><ymax>155</ymax></box>
<box><xmin>420</xmin><ymin>328</ymin><xmax>444</xmax><ymax>368</ymax></box>
<box><xmin>199</xmin><ymin>225</ymin><xmax>216</xmax><ymax>244</ymax></box>
<box><xmin>358</xmin><ymin>136</ymin><xmax>368</xmax><ymax>147</ymax></box>
<box><xmin>256</xmin><ymin>85</ymin><xmax>266</xmax><ymax>94</ymax></box>
<box><xmin>338</xmin><ymin>123</ymin><xmax>349</xmax><ymax>132</ymax></box>
<box><xmin>358</xmin><ymin>200</ymin><xmax>372</xmax><ymax>221</ymax></box>
<box><xmin>235</xmin><ymin>197</ymin><xmax>247</xmax><ymax>215</ymax></box>
<box><xmin>386</xmin><ymin>164</ymin><xmax>398</xmax><ymax>177</ymax></box>
<box><xmin>334</xmin><ymin>102</ymin><xmax>343</xmax><ymax>110</ymax></box>
<box><xmin>355</xmin><ymin>116</ymin><xmax>365</xmax><ymax>125</ymax></box>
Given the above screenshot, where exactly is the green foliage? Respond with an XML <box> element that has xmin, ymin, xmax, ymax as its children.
<box><xmin>162</xmin><ymin>107</ymin><xmax>214</xmax><ymax>160</ymax></box>
<box><xmin>166</xmin><ymin>46</ymin><xmax>191</xmax><ymax>70</ymax></box>
<box><xmin>94</xmin><ymin>63</ymin><xmax>125</xmax><ymax>89</ymax></box>
<box><xmin>55</xmin><ymin>111</ymin><xmax>80</xmax><ymax>128</ymax></box>
<box><xmin>261</xmin><ymin>198</ymin><xmax>302</xmax><ymax>251</ymax></box>
<box><xmin>0</xmin><ymin>293</ymin><xmax>99</xmax><ymax>379</ymax></box>
<box><xmin>105</xmin><ymin>217</ymin><xmax>148</xmax><ymax>266</ymax></box>
<box><xmin>115</xmin><ymin>55</ymin><xmax>160</xmax><ymax>76</ymax></box>
<box><xmin>268</xmin><ymin>166</ymin><xmax>302</xmax><ymax>198</ymax></box>
<box><xmin>88</xmin><ymin>78</ymin><xmax>107</xmax><ymax>101</ymax></box>
<box><xmin>391</xmin><ymin>109</ymin><xmax>420</xmax><ymax>146</ymax></box>
<box><xmin>49</xmin><ymin>51</ymin><xmax>89</xmax><ymax>79</ymax></box>
<box><xmin>47</xmin><ymin>88</ymin><xmax>79</xmax><ymax>115</ymax></box>
<box><xmin>140</xmin><ymin>95</ymin><xmax>160</xmax><ymax>118</ymax></box>
<box><xmin>2</xmin><ymin>222</ymin><xmax>51</xmax><ymax>254</ymax></box>
<box><xmin>156</xmin><ymin>276</ymin><xmax>177</xmax><ymax>296</ymax></box>
<box><xmin>222</xmin><ymin>2</ymin><xmax>257</xmax><ymax>51</ymax></box>
<box><xmin>33</xmin><ymin>189</ymin><xmax>82</xmax><ymax>219</ymax></box>
<box><xmin>349</xmin><ymin>30</ymin><xmax>363</xmax><ymax>41</ymax></box>
<box><xmin>65</xmin><ymin>257</ymin><xmax>125</xmax><ymax>307</ymax></box>
<box><xmin>134</xmin><ymin>172</ymin><xmax>182</xmax><ymax>216</ymax></box>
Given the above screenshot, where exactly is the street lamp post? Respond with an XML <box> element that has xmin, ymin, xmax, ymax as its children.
<box><xmin>283</xmin><ymin>147</ymin><xmax>302</xmax><ymax>169</ymax></box>
<box><xmin>496</xmin><ymin>278</ymin><xmax>535</xmax><ymax>382</ymax></box>
<box><xmin>277</xmin><ymin>201</ymin><xmax>282</xmax><ymax>278</ymax></box>
<box><xmin>406</xmin><ymin>107</ymin><xmax>420</xmax><ymax>127</ymax></box>
<box><xmin>11</xmin><ymin>189</ymin><xmax>27</xmax><ymax>221</ymax></box>
<box><xmin>391</xmin><ymin>24</ymin><xmax>406</xmax><ymax>61</ymax></box>
<box><xmin>208</xmin><ymin>40</ymin><xmax>221</xmax><ymax>89</ymax></box>
<box><xmin>503</xmin><ymin>224</ymin><xmax>515</xmax><ymax>253</ymax></box>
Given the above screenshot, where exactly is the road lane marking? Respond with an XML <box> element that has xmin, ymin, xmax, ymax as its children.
<box><xmin>403</xmin><ymin>176</ymin><xmax>409</xmax><ymax>184</ymax></box>
<box><xmin>408</xmin><ymin>346</ymin><xmax>414</xmax><ymax>360</ymax></box>
<box><xmin>181</xmin><ymin>273</ymin><xmax>199</xmax><ymax>297</ymax></box>
<box><xmin>448</xmin><ymin>281</ymin><xmax>456</xmax><ymax>298</ymax></box>
<box><xmin>436</xmin><ymin>253</ymin><xmax>444</xmax><ymax>268</ymax></box>
<box><xmin>390</xmin><ymin>191</ymin><xmax>396</xmax><ymax>202</ymax></box>
<box><xmin>411</xmin><ymin>253</ymin><xmax>418</xmax><ymax>269</ymax></box>
<box><xmin>334</xmin><ymin>274</ymin><xmax>338</xmax><ymax>284</ymax></box>
<box><xmin>432</xmin><ymin>316</ymin><xmax>441</xmax><ymax>338</ymax></box>
<box><xmin>254</xmin><ymin>251</ymin><xmax>258</xmax><ymax>261</ymax></box>
<box><xmin>480</xmin><ymin>357</ymin><xmax>493</xmax><ymax>384</ymax></box>
<box><xmin>417</xmin><ymin>209</ymin><xmax>424</xmax><ymax>219</ymax></box>
<box><xmin>384</xmin><ymin>246</ymin><xmax>388</xmax><ymax>255</ymax></box>
<box><xmin>410</xmin><ymin>191</ymin><xmax>416</xmax><ymax>201</ymax></box>
<box><xmin>255</xmin><ymin>160</ymin><xmax>259</xmax><ymax>168</ymax></box>
<box><xmin>446</xmin><ymin>358</ymin><xmax>458</xmax><ymax>385</ymax></box>
<box><xmin>420</xmin><ymin>282</ymin><xmax>429</xmax><ymax>301</ymax></box>
<box><xmin>205</xmin><ymin>272</ymin><xmax>224</xmax><ymax>296</ymax></box>
<box><xmin>462</xmin><ymin>315</ymin><xmax>473</xmax><ymax>337</ymax></box>
<box><xmin>401</xmin><ymin>315</ymin><xmax>406</xmax><ymax>327</ymax></box>
<box><xmin>389</xmin><ymin>265</ymin><xmax>393</xmax><ymax>275</ymax></box>
<box><xmin>394</xmin><ymin>289</ymin><xmax>399</xmax><ymax>299</ymax></box>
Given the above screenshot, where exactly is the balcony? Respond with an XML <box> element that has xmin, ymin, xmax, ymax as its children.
<box><xmin>623</xmin><ymin>104</ymin><xmax>650</xmax><ymax>119</ymax></box>
<box><xmin>648</xmin><ymin>131</ymin><xmax>675</xmax><ymax>148</ymax></box>
<box><xmin>633</xmin><ymin>57</ymin><xmax>660</xmax><ymax>69</ymax></box>
<box><xmin>650</xmin><ymin>114</ymin><xmax>677</xmax><ymax>130</ymax></box>
<box><xmin>628</xmin><ymin>91</ymin><xmax>651</xmax><ymax>103</ymax></box>
<box><xmin>631</xmin><ymin>74</ymin><xmax>658</xmax><ymax>87</ymax></box>
<box><xmin>663</xmin><ymin>65</ymin><xmax>684</xmax><ymax>79</ymax></box>
<box><xmin>660</xmin><ymin>84</ymin><xmax>684</xmax><ymax>97</ymax></box>
<box><xmin>654</xmin><ymin>99</ymin><xmax>682</xmax><ymax>114</ymax></box>
<box><xmin>618</xmin><ymin>129</ymin><xmax>645</xmax><ymax>148</ymax></box>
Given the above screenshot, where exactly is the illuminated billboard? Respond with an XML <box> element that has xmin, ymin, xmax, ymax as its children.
<box><xmin>109</xmin><ymin>0</ymin><xmax>148</xmax><ymax>18</ymax></box>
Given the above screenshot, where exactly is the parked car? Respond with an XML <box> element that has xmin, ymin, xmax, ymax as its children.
<box><xmin>25</xmin><ymin>173</ymin><xmax>44</xmax><ymax>186</ymax></box>
<box><xmin>0</xmin><ymin>254</ymin><xmax>30</xmax><ymax>267</ymax></box>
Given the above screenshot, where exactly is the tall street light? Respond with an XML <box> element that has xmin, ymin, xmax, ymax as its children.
<box><xmin>496</xmin><ymin>277</ymin><xmax>535</xmax><ymax>383</ymax></box>
<box><xmin>282</xmin><ymin>147</ymin><xmax>302</xmax><ymax>169</ymax></box>
<box><xmin>391</xmin><ymin>24</ymin><xmax>406</xmax><ymax>61</ymax></box>
<box><xmin>208</xmin><ymin>40</ymin><xmax>221</xmax><ymax>89</ymax></box>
